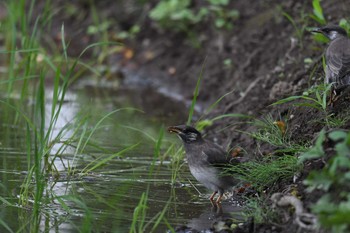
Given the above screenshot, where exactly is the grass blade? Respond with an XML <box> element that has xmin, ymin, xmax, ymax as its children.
<box><xmin>82</xmin><ymin>143</ymin><xmax>140</xmax><ymax>174</ymax></box>
<box><xmin>187</xmin><ymin>57</ymin><xmax>207</xmax><ymax>125</ymax></box>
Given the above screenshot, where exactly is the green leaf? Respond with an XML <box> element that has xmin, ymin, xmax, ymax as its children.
<box><xmin>315</xmin><ymin>88</ymin><xmax>322</xmax><ymax>103</ymax></box>
<box><xmin>187</xmin><ymin>58</ymin><xmax>206</xmax><ymax>125</ymax></box>
<box><xmin>83</xmin><ymin>143</ymin><xmax>140</xmax><ymax>173</ymax></box>
<box><xmin>270</xmin><ymin>95</ymin><xmax>303</xmax><ymax>106</ymax></box>
<box><xmin>335</xmin><ymin>142</ymin><xmax>350</xmax><ymax>158</ymax></box>
<box><xmin>207</xmin><ymin>0</ymin><xmax>229</xmax><ymax>5</ymax></box>
<box><xmin>304</xmin><ymin>170</ymin><xmax>333</xmax><ymax>191</ymax></box>
<box><xmin>211</xmin><ymin>113</ymin><xmax>252</xmax><ymax>122</ymax></box>
<box><xmin>329</xmin><ymin>155</ymin><xmax>350</xmax><ymax>176</ymax></box>
<box><xmin>312</xmin><ymin>0</ymin><xmax>326</xmax><ymax>25</ymax></box>
<box><xmin>196</xmin><ymin>119</ymin><xmax>213</xmax><ymax>131</ymax></box>
<box><xmin>130</xmin><ymin>25</ymin><xmax>141</xmax><ymax>34</ymax></box>
<box><xmin>215</xmin><ymin>18</ymin><xmax>226</xmax><ymax>28</ymax></box>
<box><xmin>294</xmin><ymin>102</ymin><xmax>321</xmax><ymax>110</ymax></box>
<box><xmin>339</xmin><ymin>19</ymin><xmax>350</xmax><ymax>35</ymax></box>
<box><xmin>344</xmin><ymin>171</ymin><xmax>350</xmax><ymax>180</ymax></box>
<box><xmin>313</xmin><ymin>33</ymin><xmax>329</xmax><ymax>43</ymax></box>
<box><xmin>199</xmin><ymin>90</ymin><xmax>233</xmax><ymax>121</ymax></box>
<box><xmin>299</xmin><ymin>129</ymin><xmax>326</xmax><ymax>162</ymax></box>
<box><xmin>228</xmin><ymin>10</ymin><xmax>239</xmax><ymax>18</ymax></box>
<box><xmin>312</xmin><ymin>195</ymin><xmax>336</xmax><ymax>213</ymax></box>
<box><xmin>0</xmin><ymin>218</ymin><xmax>13</xmax><ymax>233</ymax></box>
<box><xmin>329</xmin><ymin>131</ymin><xmax>348</xmax><ymax>141</ymax></box>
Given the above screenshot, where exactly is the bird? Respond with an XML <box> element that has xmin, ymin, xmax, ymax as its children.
<box><xmin>168</xmin><ymin>125</ymin><xmax>240</xmax><ymax>204</ymax></box>
<box><xmin>311</xmin><ymin>25</ymin><xmax>350</xmax><ymax>103</ymax></box>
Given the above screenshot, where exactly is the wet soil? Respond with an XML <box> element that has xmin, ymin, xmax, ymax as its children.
<box><xmin>28</xmin><ymin>0</ymin><xmax>350</xmax><ymax>232</ymax></box>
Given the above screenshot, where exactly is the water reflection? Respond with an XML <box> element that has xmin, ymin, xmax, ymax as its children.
<box><xmin>45</xmin><ymin>89</ymin><xmax>78</xmax><ymax>169</ymax></box>
<box><xmin>187</xmin><ymin>202</ymin><xmax>243</xmax><ymax>231</ymax></box>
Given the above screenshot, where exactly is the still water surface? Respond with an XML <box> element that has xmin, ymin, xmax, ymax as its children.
<box><xmin>0</xmin><ymin>84</ymin><xmax>242</xmax><ymax>232</ymax></box>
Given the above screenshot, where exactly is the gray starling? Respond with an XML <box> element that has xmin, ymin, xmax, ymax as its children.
<box><xmin>312</xmin><ymin>25</ymin><xmax>350</xmax><ymax>101</ymax></box>
<box><xmin>168</xmin><ymin>125</ymin><xmax>240</xmax><ymax>204</ymax></box>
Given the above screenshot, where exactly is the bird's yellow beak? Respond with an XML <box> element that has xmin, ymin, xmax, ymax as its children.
<box><xmin>167</xmin><ymin>126</ymin><xmax>182</xmax><ymax>134</ymax></box>
<box><xmin>310</xmin><ymin>27</ymin><xmax>322</xmax><ymax>33</ymax></box>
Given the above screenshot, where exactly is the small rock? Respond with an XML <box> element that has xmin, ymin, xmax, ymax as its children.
<box><xmin>269</xmin><ymin>81</ymin><xmax>293</xmax><ymax>100</ymax></box>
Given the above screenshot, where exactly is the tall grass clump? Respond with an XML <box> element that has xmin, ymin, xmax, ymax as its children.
<box><xmin>128</xmin><ymin>127</ymin><xmax>176</xmax><ymax>233</ymax></box>
<box><xmin>1</xmin><ymin>1</ymin><xmax>56</xmax><ymax>231</ymax></box>
<box><xmin>0</xmin><ymin>1</ymin><xmax>122</xmax><ymax>231</ymax></box>
<box><xmin>225</xmin><ymin>155</ymin><xmax>302</xmax><ymax>192</ymax></box>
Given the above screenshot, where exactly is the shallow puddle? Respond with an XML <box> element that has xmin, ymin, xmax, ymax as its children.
<box><xmin>0</xmin><ymin>83</ymin><xmax>243</xmax><ymax>232</ymax></box>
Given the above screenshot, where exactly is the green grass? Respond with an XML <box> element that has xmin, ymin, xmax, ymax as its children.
<box><xmin>245</xmin><ymin>114</ymin><xmax>308</xmax><ymax>155</ymax></box>
<box><xmin>311</xmin><ymin>0</ymin><xmax>326</xmax><ymax>25</ymax></box>
<box><xmin>187</xmin><ymin>57</ymin><xmax>206</xmax><ymax>126</ymax></box>
<box><xmin>282</xmin><ymin>9</ymin><xmax>309</xmax><ymax>49</ymax></box>
<box><xmin>250</xmin><ymin>114</ymin><xmax>288</xmax><ymax>147</ymax></box>
<box><xmin>225</xmin><ymin>155</ymin><xmax>302</xmax><ymax>192</ymax></box>
<box><xmin>271</xmin><ymin>83</ymin><xmax>333</xmax><ymax>126</ymax></box>
<box><xmin>0</xmin><ymin>2</ymin><xmax>59</xmax><ymax>231</ymax></box>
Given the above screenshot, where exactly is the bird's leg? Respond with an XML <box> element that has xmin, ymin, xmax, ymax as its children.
<box><xmin>332</xmin><ymin>95</ymin><xmax>341</xmax><ymax>105</ymax></box>
<box><xmin>209</xmin><ymin>191</ymin><xmax>218</xmax><ymax>202</ymax></box>
<box><xmin>210</xmin><ymin>199</ymin><xmax>216</xmax><ymax>208</ymax></box>
<box><xmin>328</xmin><ymin>87</ymin><xmax>338</xmax><ymax>107</ymax></box>
<box><xmin>216</xmin><ymin>193</ymin><xmax>224</xmax><ymax>204</ymax></box>
<box><xmin>327</xmin><ymin>87</ymin><xmax>334</xmax><ymax>106</ymax></box>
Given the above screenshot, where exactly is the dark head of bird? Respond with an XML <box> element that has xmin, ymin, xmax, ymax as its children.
<box><xmin>311</xmin><ymin>25</ymin><xmax>348</xmax><ymax>40</ymax></box>
<box><xmin>168</xmin><ymin>125</ymin><xmax>203</xmax><ymax>144</ymax></box>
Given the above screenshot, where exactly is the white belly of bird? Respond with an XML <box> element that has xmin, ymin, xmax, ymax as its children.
<box><xmin>189</xmin><ymin>164</ymin><xmax>220</xmax><ymax>191</ymax></box>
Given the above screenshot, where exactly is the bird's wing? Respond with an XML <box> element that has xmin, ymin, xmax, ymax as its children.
<box><xmin>201</xmin><ymin>141</ymin><xmax>233</xmax><ymax>166</ymax></box>
<box><xmin>339</xmin><ymin>40</ymin><xmax>350</xmax><ymax>86</ymax></box>
<box><xmin>326</xmin><ymin>38</ymin><xmax>350</xmax><ymax>86</ymax></box>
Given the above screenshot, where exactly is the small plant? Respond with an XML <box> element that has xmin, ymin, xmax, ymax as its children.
<box><xmin>117</xmin><ymin>25</ymin><xmax>141</xmax><ymax>40</ymax></box>
<box><xmin>300</xmin><ymin>130</ymin><xmax>350</xmax><ymax>232</ymax></box>
<box><xmin>247</xmin><ymin>114</ymin><xmax>307</xmax><ymax>154</ymax></box>
<box><xmin>149</xmin><ymin>0</ymin><xmax>207</xmax><ymax>32</ymax></box>
<box><xmin>149</xmin><ymin>0</ymin><xmax>239</xmax><ymax>46</ymax></box>
<box><xmin>271</xmin><ymin>83</ymin><xmax>333</xmax><ymax>126</ymax></box>
<box><xmin>250</xmin><ymin>115</ymin><xmax>288</xmax><ymax>147</ymax></box>
<box><xmin>272</xmin><ymin>83</ymin><xmax>331</xmax><ymax>112</ymax></box>
<box><xmin>206</xmin><ymin>0</ymin><xmax>239</xmax><ymax>30</ymax></box>
<box><xmin>282</xmin><ymin>9</ymin><xmax>309</xmax><ymax>48</ymax></box>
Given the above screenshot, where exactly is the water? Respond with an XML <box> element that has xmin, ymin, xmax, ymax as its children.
<box><xmin>0</xmin><ymin>83</ymin><xmax>243</xmax><ymax>232</ymax></box>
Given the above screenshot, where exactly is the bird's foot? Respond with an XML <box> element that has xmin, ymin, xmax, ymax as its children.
<box><xmin>327</xmin><ymin>89</ymin><xmax>340</xmax><ymax>107</ymax></box>
<box><xmin>210</xmin><ymin>200</ymin><xmax>223</xmax><ymax>215</ymax></box>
